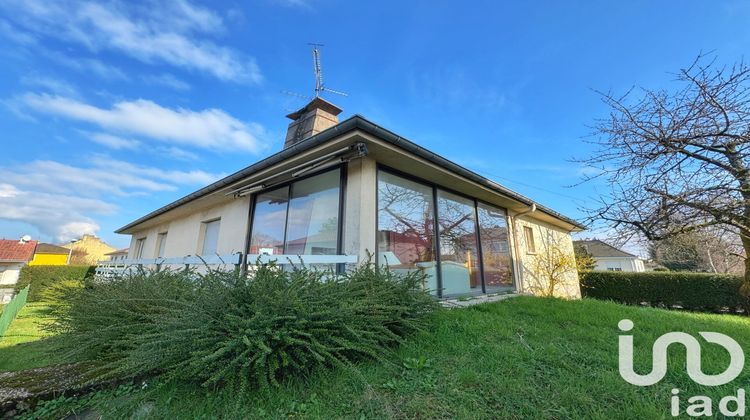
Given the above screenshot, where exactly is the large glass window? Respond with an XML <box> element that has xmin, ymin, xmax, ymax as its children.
<box><xmin>249</xmin><ymin>168</ymin><xmax>341</xmax><ymax>256</ymax></box>
<box><xmin>249</xmin><ymin>186</ymin><xmax>289</xmax><ymax>255</ymax></box>
<box><xmin>377</xmin><ymin>171</ymin><xmax>438</xmax><ymax>295</ymax></box>
<box><xmin>477</xmin><ymin>203</ymin><xmax>513</xmax><ymax>292</ymax></box>
<box><xmin>437</xmin><ymin>190</ymin><xmax>482</xmax><ymax>297</ymax></box>
<box><xmin>285</xmin><ymin>170</ymin><xmax>340</xmax><ymax>255</ymax></box>
<box><xmin>376</xmin><ymin>169</ymin><xmax>515</xmax><ymax>298</ymax></box>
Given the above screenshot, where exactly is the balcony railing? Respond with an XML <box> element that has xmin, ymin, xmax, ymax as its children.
<box><xmin>95</xmin><ymin>253</ymin><xmax>359</xmax><ymax>278</ymax></box>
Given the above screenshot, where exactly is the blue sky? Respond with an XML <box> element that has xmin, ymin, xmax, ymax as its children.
<box><xmin>0</xmin><ymin>0</ymin><xmax>749</xmax><ymax>251</ymax></box>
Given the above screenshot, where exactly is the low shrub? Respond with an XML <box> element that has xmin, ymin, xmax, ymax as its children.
<box><xmin>580</xmin><ymin>271</ymin><xmax>750</xmax><ymax>313</ymax></box>
<box><xmin>51</xmin><ymin>263</ymin><xmax>438</xmax><ymax>389</ymax></box>
<box><xmin>16</xmin><ymin>265</ymin><xmax>95</xmax><ymax>302</ymax></box>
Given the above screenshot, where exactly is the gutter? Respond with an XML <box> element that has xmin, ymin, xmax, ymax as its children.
<box><xmin>511</xmin><ymin>204</ymin><xmax>537</xmax><ymax>294</ymax></box>
<box><xmin>116</xmin><ymin>116</ymin><xmax>585</xmax><ymax>234</ymax></box>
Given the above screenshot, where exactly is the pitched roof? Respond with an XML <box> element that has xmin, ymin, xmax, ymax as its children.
<box><xmin>574</xmin><ymin>239</ymin><xmax>638</xmax><ymax>258</ymax></box>
<box><xmin>35</xmin><ymin>243</ymin><xmax>71</xmax><ymax>254</ymax></box>
<box><xmin>116</xmin><ymin>115</ymin><xmax>585</xmax><ymax>234</ymax></box>
<box><xmin>0</xmin><ymin>239</ymin><xmax>38</xmax><ymax>262</ymax></box>
<box><xmin>105</xmin><ymin>248</ymin><xmax>129</xmax><ymax>255</ymax></box>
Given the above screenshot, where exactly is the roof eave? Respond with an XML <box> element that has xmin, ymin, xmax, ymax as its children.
<box><xmin>117</xmin><ymin>115</ymin><xmax>585</xmax><ymax>233</ymax></box>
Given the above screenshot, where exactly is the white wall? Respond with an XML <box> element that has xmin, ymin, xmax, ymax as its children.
<box><xmin>594</xmin><ymin>257</ymin><xmax>645</xmax><ymax>272</ymax></box>
<box><xmin>0</xmin><ymin>262</ymin><xmax>23</xmax><ymax>286</ymax></box>
<box><xmin>127</xmin><ymin>197</ymin><xmax>250</xmax><ymax>259</ymax></box>
<box><xmin>0</xmin><ymin>262</ymin><xmax>24</xmax><ymax>303</ymax></box>
<box><xmin>512</xmin><ymin>216</ymin><xmax>581</xmax><ymax>298</ymax></box>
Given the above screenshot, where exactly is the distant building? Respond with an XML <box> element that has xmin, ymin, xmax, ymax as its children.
<box><xmin>62</xmin><ymin>234</ymin><xmax>116</xmax><ymax>265</ymax></box>
<box><xmin>104</xmin><ymin>248</ymin><xmax>129</xmax><ymax>262</ymax></box>
<box><xmin>574</xmin><ymin>239</ymin><xmax>645</xmax><ymax>272</ymax></box>
<box><xmin>29</xmin><ymin>243</ymin><xmax>71</xmax><ymax>266</ymax></box>
<box><xmin>0</xmin><ymin>238</ymin><xmax>37</xmax><ymax>303</ymax></box>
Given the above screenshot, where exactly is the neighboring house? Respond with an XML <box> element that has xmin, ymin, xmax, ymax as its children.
<box><xmin>62</xmin><ymin>234</ymin><xmax>116</xmax><ymax>265</ymax></box>
<box><xmin>29</xmin><ymin>243</ymin><xmax>71</xmax><ymax>266</ymax></box>
<box><xmin>574</xmin><ymin>239</ymin><xmax>645</xmax><ymax>272</ymax></box>
<box><xmin>0</xmin><ymin>238</ymin><xmax>37</xmax><ymax>303</ymax></box>
<box><xmin>104</xmin><ymin>248</ymin><xmax>129</xmax><ymax>262</ymax></box>
<box><xmin>115</xmin><ymin>98</ymin><xmax>585</xmax><ymax>298</ymax></box>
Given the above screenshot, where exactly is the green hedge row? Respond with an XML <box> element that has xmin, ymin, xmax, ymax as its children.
<box><xmin>579</xmin><ymin>271</ymin><xmax>750</xmax><ymax>313</ymax></box>
<box><xmin>16</xmin><ymin>265</ymin><xmax>95</xmax><ymax>302</ymax></box>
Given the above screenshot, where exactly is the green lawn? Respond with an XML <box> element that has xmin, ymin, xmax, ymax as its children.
<box><xmin>18</xmin><ymin>296</ymin><xmax>750</xmax><ymax>419</ymax></box>
<box><xmin>0</xmin><ymin>303</ymin><xmax>62</xmax><ymax>372</ymax></box>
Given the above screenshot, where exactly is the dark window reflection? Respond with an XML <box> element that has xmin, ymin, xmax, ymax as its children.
<box><xmin>437</xmin><ymin>190</ymin><xmax>482</xmax><ymax>297</ymax></box>
<box><xmin>377</xmin><ymin>171</ymin><xmax>438</xmax><ymax>295</ymax></box>
<box><xmin>477</xmin><ymin>203</ymin><xmax>513</xmax><ymax>292</ymax></box>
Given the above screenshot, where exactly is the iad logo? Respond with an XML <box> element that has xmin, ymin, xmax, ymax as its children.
<box><xmin>618</xmin><ymin>319</ymin><xmax>746</xmax><ymax>417</ymax></box>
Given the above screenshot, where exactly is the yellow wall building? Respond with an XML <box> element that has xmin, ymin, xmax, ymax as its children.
<box><xmin>62</xmin><ymin>234</ymin><xmax>116</xmax><ymax>264</ymax></box>
<box><xmin>29</xmin><ymin>243</ymin><xmax>71</xmax><ymax>266</ymax></box>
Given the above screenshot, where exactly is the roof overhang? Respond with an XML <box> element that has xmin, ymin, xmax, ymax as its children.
<box><xmin>116</xmin><ymin>115</ymin><xmax>585</xmax><ymax>234</ymax></box>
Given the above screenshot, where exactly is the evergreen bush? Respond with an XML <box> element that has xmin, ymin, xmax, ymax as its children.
<box><xmin>51</xmin><ymin>263</ymin><xmax>438</xmax><ymax>389</ymax></box>
<box><xmin>580</xmin><ymin>271</ymin><xmax>749</xmax><ymax>313</ymax></box>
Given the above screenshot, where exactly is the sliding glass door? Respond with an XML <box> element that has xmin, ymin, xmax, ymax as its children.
<box><xmin>436</xmin><ymin>190</ymin><xmax>482</xmax><ymax>297</ymax></box>
<box><xmin>248</xmin><ymin>168</ymin><xmax>341</xmax><ymax>257</ymax></box>
<box><xmin>376</xmin><ymin>168</ymin><xmax>514</xmax><ymax>298</ymax></box>
<box><xmin>377</xmin><ymin>171</ymin><xmax>438</xmax><ymax>295</ymax></box>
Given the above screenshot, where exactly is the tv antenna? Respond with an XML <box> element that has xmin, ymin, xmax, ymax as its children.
<box><xmin>282</xmin><ymin>43</ymin><xmax>348</xmax><ymax>101</ymax></box>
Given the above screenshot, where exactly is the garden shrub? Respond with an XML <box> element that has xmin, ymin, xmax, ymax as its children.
<box><xmin>51</xmin><ymin>263</ymin><xmax>438</xmax><ymax>389</ymax></box>
<box><xmin>16</xmin><ymin>265</ymin><xmax>95</xmax><ymax>302</ymax></box>
<box><xmin>579</xmin><ymin>271</ymin><xmax>750</xmax><ymax>313</ymax></box>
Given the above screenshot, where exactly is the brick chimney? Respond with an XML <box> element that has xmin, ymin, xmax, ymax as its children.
<box><xmin>284</xmin><ymin>97</ymin><xmax>342</xmax><ymax>148</ymax></box>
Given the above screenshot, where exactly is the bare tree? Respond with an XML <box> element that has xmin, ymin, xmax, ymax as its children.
<box><xmin>527</xmin><ymin>233</ymin><xmax>578</xmax><ymax>297</ymax></box>
<box><xmin>580</xmin><ymin>55</ymin><xmax>750</xmax><ymax>293</ymax></box>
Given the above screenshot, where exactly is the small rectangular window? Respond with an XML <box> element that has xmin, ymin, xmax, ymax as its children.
<box><xmin>134</xmin><ymin>237</ymin><xmax>146</xmax><ymax>259</ymax></box>
<box><xmin>156</xmin><ymin>232</ymin><xmax>168</xmax><ymax>258</ymax></box>
<box><xmin>201</xmin><ymin>219</ymin><xmax>221</xmax><ymax>255</ymax></box>
<box><xmin>523</xmin><ymin>226</ymin><xmax>536</xmax><ymax>253</ymax></box>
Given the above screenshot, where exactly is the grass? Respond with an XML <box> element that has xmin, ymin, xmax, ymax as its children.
<box><xmin>0</xmin><ymin>302</ymin><xmax>62</xmax><ymax>372</ymax></box>
<box><xmin>20</xmin><ymin>296</ymin><xmax>750</xmax><ymax>419</ymax></box>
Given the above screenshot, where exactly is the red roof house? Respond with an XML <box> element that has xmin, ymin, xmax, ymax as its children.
<box><xmin>0</xmin><ymin>239</ymin><xmax>38</xmax><ymax>263</ymax></box>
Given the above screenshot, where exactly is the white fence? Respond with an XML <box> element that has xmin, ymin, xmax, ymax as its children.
<box><xmin>95</xmin><ymin>253</ymin><xmax>359</xmax><ymax>278</ymax></box>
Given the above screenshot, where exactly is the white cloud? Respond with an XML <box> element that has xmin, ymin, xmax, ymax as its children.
<box><xmin>19</xmin><ymin>93</ymin><xmax>266</xmax><ymax>153</ymax></box>
<box><xmin>3</xmin><ymin>0</ymin><xmax>261</xmax><ymax>83</ymax></box>
<box><xmin>20</xmin><ymin>75</ymin><xmax>79</xmax><ymax>96</ymax></box>
<box><xmin>0</xmin><ymin>183</ymin><xmax>113</xmax><ymax>242</ymax></box>
<box><xmin>142</xmin><ymin>73</ymin><xmax>191</xmax><ymax>91</ymax></box>
<box><xmin>0</xmin><ymin>157</ymin><xmax>226</xmax><ymax>241</ymax></box>
<box><xmin>86</xmin><ymin>132</ymin><xmax>141</xmax><ymax>150</ymax></box>
<box><xmin>47</xmin><ymin>52</ymin><xmax>129</xmax><ymax>81</ymax></box>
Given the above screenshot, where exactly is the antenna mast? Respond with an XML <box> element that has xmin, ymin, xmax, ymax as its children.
<box><xmin>308</xmin><ymin>43</ymin><xmax>347</xmax><ymax>98</ymax></box>
<box><xmin>281</xmin><ymin>44</ymin><xmax>348</xmax><ymax>102</ymax></box>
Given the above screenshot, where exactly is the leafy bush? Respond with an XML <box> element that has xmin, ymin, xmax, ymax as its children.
<box><xmin>580</xmin><ymin>271</ymin><xmax>750</xmax><ymax>313</ymax></box>
<box><xmin>16</xmin><ymin>265</ymin><xmax>95</xmax><ymax>302</ymax></box>
<box><xmin>51</xmin><ymin>263</ymin><xmax>438</xmax><ymax>389</ymax></box>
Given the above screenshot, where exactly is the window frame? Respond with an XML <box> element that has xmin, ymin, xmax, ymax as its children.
<box><xmin>155</xmin><ymin>232</ymin><xmax>168</xmax><ymax>258</ymax></box>
<box><xmin>200</xmin><ymin>218</ymin><xmax>221</xmax><ymax>256</ymax></box>
<box><xmin>523</xmin><ymin>225</ymin><xmax>536</xmax><ymax>254</ymax></box>
<box><xmin>246</xmin><ymin>165</ymin><xmax>347</xmax><ymax>269</ymax></box>
<box><xmin>375</xmin><ymin>164</ymin><xmax>516</xmax><ymax>298</ymax></box>
<box><xmin>134</xmin><ymin>237</ymin><xmax>146</xmax><ymax>259</ymax></box>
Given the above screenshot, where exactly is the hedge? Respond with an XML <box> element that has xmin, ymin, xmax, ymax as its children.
<box><xmin>16</xmin><ymin>265</ymin><xmax>95</xmax><ymax>302</ymax></box>
<box><xmin>579</xmin><ymin>271</ymin><xmax>750</xmax><ymax>314</ymax></box>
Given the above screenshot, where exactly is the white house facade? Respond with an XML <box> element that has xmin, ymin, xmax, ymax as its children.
<box><xmin>575</xmin><ymin>239</ymin><xmax>645</xmax><ymax>272</ymax></box>
<box><xmin>114</xmin><ymin>99</ymin><xmax>585</xmax><ymax>299</ymax></box>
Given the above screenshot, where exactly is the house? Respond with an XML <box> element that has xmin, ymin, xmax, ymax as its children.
<box><xmin>104</xmin><ymin>248</ymin><xmax>129</xmax><ymax>262</ymax></box>
<box><xmin>62</xmin><ymin>234</ymin><xmax>116</xmax><ymax>265</ymax></box>
<box><xmin>114</xmin><ymin>98</ymin><xmax>585</xmax><ymax>298</ymax></box>
<box><xmin>29</xmin><ymin>243</ymin><xmax>71</xmax><ymax>266</ymax></box>
<box><xmin>0</xmin><ymin>238</ymin><xmax>37</xmax><ymax>303</ymax></box>
<box><xmin>574</xmin><ymin>239</ymin><xmax>645</xmax><ymax>272</ymax></box>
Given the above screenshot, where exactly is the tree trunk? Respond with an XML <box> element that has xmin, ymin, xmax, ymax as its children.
<box><xmin>740</xmin><ymin>232</ymin><xmax>750</xmax><ymax>298</ymax></box>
